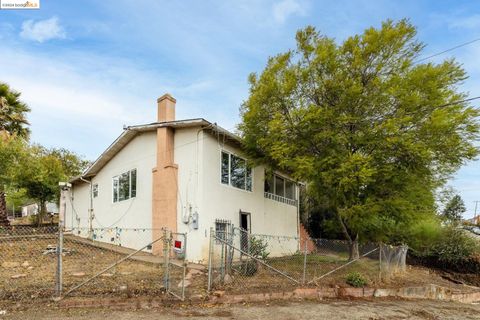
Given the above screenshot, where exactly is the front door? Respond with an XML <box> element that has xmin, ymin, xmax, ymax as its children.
<box><xmin>239</xmin><ymin>211</ymin><xmax>250</xmax><ymax>252</ymax></box>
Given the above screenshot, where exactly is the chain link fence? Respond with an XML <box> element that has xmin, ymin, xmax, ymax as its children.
<box><xmin>1</xmin><ymin>224</ymin><xmax>408</xmax><ymax>302</ymax></box>
<box><xmin>379</xmin><ymin>243</ymin><xmax>408</xmax><ymax>281</ymax></box>
<box><xmin>0</xmin><ymin>225</ymin><xmax>58</xmax><ymax>301</ymax></box>
<box><xmin>208</xmin><ymin>227</ymin><xmax>406</xmax><ymax>294</ymax></box>
<box><xmin>0</xmin><ymin>225</ymin><xmax>188</xmax><ymax>302</ymax></box>
<box><xmin>62</xmin><ymin>227</ymin><xmax>167</xmax><ymax>298</ymax></box>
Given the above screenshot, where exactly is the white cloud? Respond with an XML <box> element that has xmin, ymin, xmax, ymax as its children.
<box><xmin>272</xmin><ymin>0</ymin><xmax>305</xmax><ymax>24</ymax></box>
<box><xmin>448</xmin><ymin>14</ymin><xmax>480</xmax><ymax>30</ymax></box>
<box><xmin>20</xmin><ymin>16</ymin><xmax>66</xmax><ymax>43</ymax></box>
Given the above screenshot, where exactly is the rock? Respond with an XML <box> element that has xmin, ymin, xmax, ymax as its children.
<box><xmin>72</xmin><ymin>272</ymin><xmax>86</xmax><ymax>277</ymax></box>
<box><xmin>119</xmin><ymin>285</ymin><xmax>128</xmax><ymax>291</ymax></box>
<box><xmin>21</xmin><ymin>261</ymin><xmax>30</xmax><ymax>268</ymax></box>
<box><xmin>11</xmin><ymin>274</ymin><xmax>27</xmax><ymax>279</ymax></box>
<box><xmin>101</xmin><ymin>273</ymin><xmax>114</xmax><ymax>277</ymax></box>
<box><xmin>213</xmin><ymin>290</ymin><xmax>225</xmax><ymax>297</ymax></box>
<box><xmin>27</xmin><ymin>266</ymin><xmax>34</xmax><ymax>270</ymax></box>
<box><xmin>2</xmin><ymin>262</ymin><xmax>20</xmax><ymax>268</ymax></box>
<box><xmin>187</xmin><ymin>263</ymin><xmax>206</xmax><ymax>271</ymax></box>
<box><xmin>223</xmin><ymin>274</ymin><xmax>233</xmax><ymax>285</ymax></box>
<box><xmin>178</xmin><ymin>279</ymin><xmax>191</xmax><ymax>288</ymax></box>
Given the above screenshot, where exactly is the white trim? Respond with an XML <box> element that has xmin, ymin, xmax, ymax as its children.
<box><xmin>264</xmin><ymin>192</ymin><xmax>298</xmax><ymax>206</ymax></box>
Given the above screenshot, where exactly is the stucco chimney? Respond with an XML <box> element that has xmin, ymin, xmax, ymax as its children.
<box><xmin>157</xmin><ymin>93</ymin><xmax>176</xmax><ymax>122</ymax></box>
<box><xmin>152</xmin><ymin>94</ymin><xmax>178</xmax><ymax>254</ymax></box>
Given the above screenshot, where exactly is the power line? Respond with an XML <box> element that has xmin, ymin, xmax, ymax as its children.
<box><xmin>433</xmin><ymin>96</ymin><xmax>480</xmax><ymax>109</ymax></box>
<box><xmin>415</xmin><ymin>37</ymin><xmax>480</xmax><ymax>63</ymax></box>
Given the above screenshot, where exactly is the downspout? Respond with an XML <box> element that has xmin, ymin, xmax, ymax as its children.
<box><xmin>296</xmin><ymin>184</ymin><xmax>300</xmax><ymax>251</ymax></box>
<box><xmin>80</xmin><ymin>177</ymin><xmax>94</xmax><ymax>239</ymax></box>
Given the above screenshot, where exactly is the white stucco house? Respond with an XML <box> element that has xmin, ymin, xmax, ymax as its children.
<box><xmin>65</xmin><ymin>94</ymin><xmax>300</xmax><ymax>263</ymax></box>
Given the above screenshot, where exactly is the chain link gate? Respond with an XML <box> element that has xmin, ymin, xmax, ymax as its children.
<box><xmin>50</xmin><ymin>228</ymin><xmax>188</xmax><ymax>301</ymax></box>
<box><xmin>207</xmin><ymin>227</ymin><xmax>300</xmax><ymax>292</ymax></box>
<box><xmin>164</xmin><ymin>231</ymin><xmax>188</xmax><ymax>300</ymax></box>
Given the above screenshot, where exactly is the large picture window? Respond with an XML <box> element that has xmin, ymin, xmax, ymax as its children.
<box><xmin>113</xmin><ymin>169</ymin><xmax>137</xmax><ymax>203</ymax></box>
<box><xmin>221</xmin><ymin>151</ymin><xmax>252</xmax><ymax>191</ymax></box>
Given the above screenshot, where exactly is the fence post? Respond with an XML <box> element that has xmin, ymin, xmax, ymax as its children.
<box><xmin>207</xmin><ymin>227</ymin><xmax>214</xmax><ymax>292</ymax></box>
<box><xmin>302</xmin><ymin>239</ymin><xmax>308</xmax><ymax>285</ymax></box>
<box><xmin>56</xmin><ymin>184</ymin><xmax>68</xmax><ymax>297</ymax></box>
<box><xmin>181</xmin><ymin>233</ymin><xmax>187</xmax><ymax>299</ymax></box>
<box><xmin>378</xmin><ymin>243</ymin><xmax>382</xmax><ymax>281</ymax></box>
<box><xmin>163</xmin><ymin>229</ymin><xmax>170</xmax><ymax>290</ymax></box>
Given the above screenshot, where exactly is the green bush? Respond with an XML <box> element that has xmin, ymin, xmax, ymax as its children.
<box><xmin>239</xmin><ymin>260</ymin><xmax>258</xmax><ymax>276</ymax></box>
<box><xmin>429</xmin><ymin>228</ymin><xmax>479</xmax><ymax>264</ymax></box>
<box><xmin>237</xmin><ymin>236</ymin><xmax>270</xmax><ymax>277</ymax></box>
<box><xmin>409</xmin><ymin>226</ymin><xmax>480</xmax><ymax>273</ymax></box>
<box><xmin>346</xmin><ymin>272</ymin><xmax>367</xmax><ymax>287</ymax></box>
<box><xmin>248</xmin><ymin>236</ymin><xmax>270</xmax><ymax>261</ymax></box>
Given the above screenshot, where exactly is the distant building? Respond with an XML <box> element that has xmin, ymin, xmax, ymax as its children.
<box><xmin>465</xmin><ymin>215</ymin><xmax>480</xmax><ymax>225</ymax></box>
<box><xmin>21</xmin><ymin>202</ymin><xmax>59</xmax><ymax>217</ymax></box>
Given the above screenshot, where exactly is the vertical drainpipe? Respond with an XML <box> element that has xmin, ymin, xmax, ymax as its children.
<box><xmin>80</xmin><ymin>177</ymin><xmax>93</xmax><ymax>239</ymax></box>
<box><xmin>296</xmin><ymin>183</ymin><xmax>301</xmax><ymax>252</ymax></box>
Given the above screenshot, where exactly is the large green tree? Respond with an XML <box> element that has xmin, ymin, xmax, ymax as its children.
<box><xmin>15</xmin><ymin>146</ymin><xmax>88</xmax><ymax>225</ymax></box>
<box><xmin>0</xmin><ymin>134</ymin><xmax>28</xmax><ymax>225</ymax></box>
<box><xmin>0</xmin><ymin>82</ymin><xmax>30</xmax><ymax>225</ymax></box>
<box><xmin>240</xmin><ymin>20</ymin><xmax>480</xmax><ymax>258</ymax></box>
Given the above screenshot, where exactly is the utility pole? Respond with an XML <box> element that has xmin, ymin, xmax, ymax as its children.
<box><xmin>474</xmin><ymin>201</ymin><xmax>480</xmax><ymax>221</ymax></box>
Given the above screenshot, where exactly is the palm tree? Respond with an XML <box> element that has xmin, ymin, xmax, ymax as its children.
<box><xmin>0</xmin><ymin>82</ymin><xmax>30</xmax><ymax>226</ymax></box>
<box><xmin>0</xmin><ymin>82</ymin><xmax>30</xmax><ymax>138</ymax></box>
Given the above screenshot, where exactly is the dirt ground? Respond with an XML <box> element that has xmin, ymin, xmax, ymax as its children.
<box><xmin>1</xmin><ymin>299</ymin><xmax>480</xmax><ymax>320</ymax></box>
<box><xmin>1</xmin><ymin>229</ymin><xmax>477</xmax><ymax>302</ymax></box>
<box><xmin>0</xmin><ymin>235</ymin><xmax>200</xmax><ymax>300</ymax></box>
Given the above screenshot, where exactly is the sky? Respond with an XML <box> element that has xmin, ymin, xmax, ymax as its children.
<box><xmin>0</xmin><ymin>0</ymin><xmax>479</xmax><ymax>218</ymax></box>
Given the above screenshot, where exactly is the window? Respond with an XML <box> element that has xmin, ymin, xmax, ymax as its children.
<box><xmin>221</xmin><ymin>152</ymin><xmax>229</xmax><ymax>184</ymax></box>
<box><xmin>113</xmin><ymin>169</ymin><xmax>137</xmax><ymax>203</ymax></box>
<box><xmin>275</xmin><ymin>176</ymin><xmax>285</xmax><ymax>197</ymax></box>
<box><xmin>285</xmin><ymin>180</ymin><xmax>295</xmax><ymax>200</ymax></box>
<box><xmin>221</xmin><ymin>151</ymin><xmax>252</xmax><ymax>191</ymax></box>
<box><xmin>92</xmin><ymin>184</ymin><xmax>99</xmax><ymax>198</ymax></box>
<box><xmin>215</xmin><ymin>219</ymin><xmax>231</xmax><ymax>242</ymax></box>
<box><xmin>264</xmin><ymin>173</ymin><xmax>297</xmax><ymax>205</ymax></box>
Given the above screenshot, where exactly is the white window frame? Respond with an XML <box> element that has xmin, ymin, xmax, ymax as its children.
<box><xmin>264</xmin><ymin>172</ymin><xmax>298</xmax><ymax>206</ymax></box>
<box><xmin>112</xmin><ymin>168</ymin><xmax>137</xmax><ymax>203</ymax></box>
<box><xmin>220</xmin><ymin>150</ymin><xmax>253</xmax><ymax>192</ymax></box>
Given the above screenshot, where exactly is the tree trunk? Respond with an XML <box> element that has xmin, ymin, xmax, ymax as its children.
<box><xmin>337</xmin><ymin>212</ymin><xmax>359</xmax><ymax>261</ymax></box>
<box><xmin>349</xmin><ymin>235</ymin><xmax>360</xmax><ymax>261</ymax></box>
<box><xmin>0</xmin><ymin>191</ymin><xmax>11</xmax><ymax>227</ymax></box>
<box><xmin>37</xmin><ymin>200</ymin><xmax>47</xmax><ymax>227</ymax></box>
